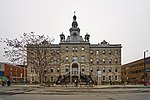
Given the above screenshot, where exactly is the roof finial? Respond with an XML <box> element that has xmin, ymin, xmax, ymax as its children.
<box><xmin>74</xmin><ymin>11</ymin><xmax>76</xmax><ymax>15</ymax></box>
<box><xmin>73</xmin><ymin>11</ymin><xmax>77</xmax><ymax>20</ymax></box>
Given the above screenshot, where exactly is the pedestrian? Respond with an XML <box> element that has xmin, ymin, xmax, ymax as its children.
<box><xmin>7</xmin><ymin>80</ymin><xmax>10</xmax><ymax>86</ymax></box>
<box><xmin>2</xmin><ymin>81</ymin><xmax>5</xmax><ymax>86</ymax></box>
<box><xmin>74</xmin><ymin>80</ymin><xmax>77</xmax><ymax>87</ymax></box>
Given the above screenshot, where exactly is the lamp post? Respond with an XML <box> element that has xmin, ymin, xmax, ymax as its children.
<box><xmin>144</xmin><ymin>50</ymin><xmax>148</xmax><ymax>85</ymax></box>
<box><xmin>24</xmin><ymin>60</ymin><xmax>26</xmax><ymax>85</ymax></box>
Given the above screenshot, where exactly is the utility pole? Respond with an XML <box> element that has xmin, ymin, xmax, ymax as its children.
<box><xmin>24</xmin><ymin>60</ymin><xmax>26</xmax><ymax>85</ymax></box>
<box><xmin>144</xmin><ymin>50</ymin><xmax>148</xmax><ymax>86</ymax></box>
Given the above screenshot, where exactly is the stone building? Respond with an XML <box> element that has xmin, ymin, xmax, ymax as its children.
<box><xmin>27</xmin><ymin>14</ymin><xmax>122</xmax><ymax>85</ymax></box>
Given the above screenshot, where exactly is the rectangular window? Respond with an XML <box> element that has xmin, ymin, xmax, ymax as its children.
<box><xmin>31</xmin><ymin>77</ymin><xmax>34</xmax><ymax>82</ymax></box>
<box><xmin>109</xmin><ymin>59</ymin><xmax>112</xmax><ymax>64</ymax></box>
<box><xmin>31</xmin><ymin>67</ymin><xmax>33</xmax><ymax>73</ymax></box>
<box><xmin>90</xmin><ymin>67</ymin><xmax>93</xmax><ymax>72</ymax></box>
<box><xmin>57</xmin><ymin>50</ymin><xmax>60</xmax><ymax>54</ymax></box>
<box><xmin>109</xmin><ymin>50</ymin><xmax>112</xmax><ymax>55</ymax></box>
<box><xmin>97</xmin><ymin>59</ymin><xmax>99</xmax><ymax>64</ymax></box>
<box><xmin>57</xmin><ymin>58</ymin><xmax>60</xmax><ymax>64</ymax></box>
<box><xmin>10</xmin><ymin>66</ymin><xmax>12</xmax><ymax>70</ymax></box>
<box><xmin>72</xmin><ymin>56</ymin><xmax>75</xmax><ymax>62</ymax></box>
<box><xmin>103</xmin><ymin>50</ymin><xmax>106</xmax><ymax>54</ymax></box>
<box><xmin>66</xmin><ymin>47</ymin><xmax>68</xmax><ymax>52</ymax></box>
<box><xmin>103</xmin><ymin>67</ymin><xmax>106</xmax><ymax>72</ymax></box>
<box><xmin>65</xmin><ymin>66</ymin><xmax>69</xmax><ymax>73</ymax></box>
<box><xmin>115</xmin><ymin>76</ymin><xmax>118</xmax><ymax>80</ymax></box>
<box><xmin>75</xmin><ymin>56</ymin><xmax>78</xmax><ymax>61</ymax></box>
<box><xmin>50</xmin><ymin>49</ymin><xmax>53</xmax><ymax>54</ymax></box>
<box><xmin>96</xmin><ymin>50</ymin><xmax>99</xmax><ymax>55</ymax></box>
<box><xmin>115</xmin><ymin>58</ymin><xmax>118</xmax><ymax>63</ymax></box>
<box><xmin>51</xmin><ymin>68</ymin><xmax>53</xmax><ymax>73</ymax></box>
<box><xmin>115</xmin><ymin>67</ymin><xmax>119</xmax><ymax>72</ymax></box>
<box><xmin>109</xmin><ymin>67</ymin><xmax>112</xmax><ymax>72</ymax></box>
<box><xmin>57</xmin><ymin>68</ymin><xmax>60</xmax><ymax>73</ymax></box>
<box><xmin>81</xmin><ymin>67</ymin><xmax>85</xmax><ymax>72</ymax></box>
<box><xmin>75</xmin><ymin>47</ymin><xmax>78</xmax><ymax>52</ymax></box>
<box><xmin>115</xmin><ymin>50</ymin><xmax>118</xmax><ymax>55</ymax></box>
<box><xmin>90</xmin><ymin>50</ymin><xmax>93</xmax><ymax>54</ymax></box>
<box><xmin>44</xmin><ymin>49</ymin><xmax>46</xmax><ymax>55</ymax></box>
<box><xmin>103</xmin><ymin>76</ymin><xmax>106</xmax><ymax>81</ymax></box>
<box><xmin>72</xmin><ymin>47</ymin><xmax>75</xmax><ymax>52</ymax></box>
<box><xmin>97</xmin><ymin>67</ymin><xmax>99</xmax><ymax>71</ymax></box>
<box><xmin>66</xmin><ymin>68</ymin><xmax>69</xmax><ymax>72</ymax></box>
<box><xmin>66</xmin><ymin>56</ymin><xmax>68</xmax><ymax>62</ymax></box>
<box><xmin>51</xmin><ymin>76</ymin><xmax>53</xmax><ymax>81</ymax></box>
<box><xmin>81</xmin><ymin>56</ymin><xmax>85</xmax><ymax>62</ymax></box>
<box><xmin>109</xmin><ymin>76</ymin><xmax>112</xmax><ymax>80</ymax></box>
<box><xmin>82</xmin><ymin>47</ymin><xmax>84</xmax><ymax>51</ymax></box>
<box><xmin>20</xmin><ymin>73</ymin><xmax>23</xmax><ymax>78</ymax></box>
<box><xmin>103</xmin><ymin>59</ymin><xmax>105</xmax><ymax>64</ymax></box>
<box><xmin>90</xmin><ymin>58</ymin><xmax>93</xmax><ymax>64</ymax></box>
<box><xmin>50</xmin><ymin>58</ymin><xmax>53</xmax><ymax>64</ymax></box>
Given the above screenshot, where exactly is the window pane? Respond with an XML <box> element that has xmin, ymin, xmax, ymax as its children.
<box><xmin>66</xmin><ymin>47</ymin><xmax>68</xmax><ymax>52</ymax></box>
<box><xmin>82</xmin><ymin>47</ymin><xmax>84</xmax><ymax>51</ymax></box>
<box><xmin>115</xmin><ymin>76</ymin><xmax>118</xmax><ymax>80</ymax></box>
<box><xmin>109</xmin><ymin>67</ymin><xmax>112</xmax><ymax>72</ymax></box>
<box><xmin>103</xmin><ymin>67</ymin><xmax>106</xmax><ymax>72</ymax></box>
<box><xmin>81</xmin><ymin>56</ymin><xmax>85</xmax><ymax>62</ymax></box>
<box><xmin>96</xmin><ymin>50</ymin><xmax>99</xmax><ymax>54</ymax></box>
<box><xmin>103</xmin><ymin>50</ymin><xmax>106</xmax><ymax>54</ymax></box>
<box><xmin>103</xmin><ymin>76</ymin><xmax>105</xmax><ymax>80</ymax></box>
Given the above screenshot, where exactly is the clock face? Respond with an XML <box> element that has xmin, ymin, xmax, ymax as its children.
<box><xmin>73</xmin><ymin>32</ymin><xmax>77</xmax><ymax>36</ymax></box>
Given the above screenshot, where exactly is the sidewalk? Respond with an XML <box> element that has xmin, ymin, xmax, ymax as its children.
<box><xmin>0</xmin><ymin>84</ymin><xmax>149</xmax><ymax>95</ymax></box>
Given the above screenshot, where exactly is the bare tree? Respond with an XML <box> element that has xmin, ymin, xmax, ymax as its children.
<box><xmin>2</xmin><ymin>32</ymin><xmax>54</xmax><ymax>84</ymax></box>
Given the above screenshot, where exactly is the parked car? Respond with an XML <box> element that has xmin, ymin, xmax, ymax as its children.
<box><xmin>140</xmin><ymin>80</ymin><xmax>150</xmax><ymax>85</ymax></box>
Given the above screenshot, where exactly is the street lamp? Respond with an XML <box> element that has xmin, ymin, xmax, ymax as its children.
<box><xmin>144</xmin><ymin>50</ymin><xmax>148</xmax><ymax>85</ymax></box>
<box><xmin>23</xmin><ymin>60</ymin><xmax>26</xmax><ymax>85</ymax></box>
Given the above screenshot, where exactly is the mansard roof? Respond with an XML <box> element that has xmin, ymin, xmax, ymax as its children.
<box><xmin>90</xmin><ymin>40</ymin><xmax>122</xmax><ymax>48</ymax></box>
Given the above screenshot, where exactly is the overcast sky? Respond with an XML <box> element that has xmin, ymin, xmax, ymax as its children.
<box><xmin>0</xmin><ymin>0</ymin><xmax>150</xmax><ymax>64</ymax></box>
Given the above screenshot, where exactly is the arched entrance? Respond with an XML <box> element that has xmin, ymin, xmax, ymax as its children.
<box><xmin>71</xmin><ymin>63</ymin><xmax>79</xmax><ymax>83</ymax></box>
<box><xmin>72</xmin><ymin>63</ymin><xmax>78</xmax><ymax>75</ymax></box>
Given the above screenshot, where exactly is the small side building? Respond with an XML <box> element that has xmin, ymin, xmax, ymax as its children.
<box><xmin>0</xmin><ymin>62</ymin><xmax>27</xmax><ymax>83</ymax></box>
<box><xmin>121</xmin><ymin>56</ymin><xmax>150</xmax><ymax>84</ymax></box>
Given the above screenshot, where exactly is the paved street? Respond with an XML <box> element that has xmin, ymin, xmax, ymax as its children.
<box><xmin>1</xmin><ymin>92</ymin><xmax>150</xmax><ymax>100</ymax></box>
<box><xmin>0</xmin><ymin>85</ymin><xmax>150</xmax><ymax>100</ymax></box>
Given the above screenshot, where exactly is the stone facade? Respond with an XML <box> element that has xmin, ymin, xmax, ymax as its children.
<box><xmin>27</xmin><ymin>15</ymin><xmax>122</xmax><ymax>85</ymax></box>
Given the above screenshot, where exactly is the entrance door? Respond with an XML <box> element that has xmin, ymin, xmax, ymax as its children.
<box><xmin>72</xmin><ymin>63</ymin><xmax>78</xmax><ymax>75</ymax></box>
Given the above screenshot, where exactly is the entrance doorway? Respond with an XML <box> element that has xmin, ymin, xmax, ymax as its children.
<box><xmin>72</xmin><ymin>63</ymin><xmax>78</xmax><ymax>75</ymax></box>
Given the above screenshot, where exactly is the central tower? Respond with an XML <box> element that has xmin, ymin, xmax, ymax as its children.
<box><xmin>60</xmin><ymin>14</ymin><xmax>90</xmax><ymax>43</ymax></box>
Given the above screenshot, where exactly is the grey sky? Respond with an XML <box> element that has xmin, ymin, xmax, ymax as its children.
<box><xmin>0</xmin><ymin>0</ymin><xmax>150</xmax><ymax>64</ymax></box>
